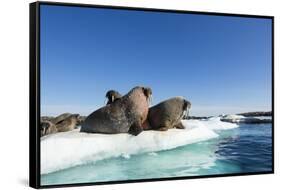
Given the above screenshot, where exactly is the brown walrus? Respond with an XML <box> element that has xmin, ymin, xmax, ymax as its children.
<box><xmin>40</xmin><ymin>120</ymin><xmax>57</xmax><ymax>137</ymax></box>
<box><xmin>104</xmin><ymin>91</ymin><xmax>191</xmax><ymax>131</ymax></box>
<box><xmin>40</xmin><ymin>114</ymin><xmax>80</xmax><ymax>136</ymax></box>
<box><xmin>104</xmin><ymin>90</ymin><xmax>152</xmax><ymax>130</ymax></box>
<box><xmin>51</xmin><ymin>113</ymin><xmax>72</xmax><ymax>124</ymax></box>
<box><xmin>56</xmin><ymin>114</ymin><xmax>80</xmax><ymax>132</ymax></box>
<box><xmin>80</xmin><ymin>86</ymin><xmax>152</xmax><ymax>136</ymax></box>
<box><xmin>148</xmin><ymin>97</ymin><xmax>191</xmax><ymax>131</ymax></box>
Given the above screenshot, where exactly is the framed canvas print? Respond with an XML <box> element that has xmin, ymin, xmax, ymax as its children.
<box><xmin>29</xmin><ymin>1</ymin><xmax>274</xmax><ymax>188</ymax></box>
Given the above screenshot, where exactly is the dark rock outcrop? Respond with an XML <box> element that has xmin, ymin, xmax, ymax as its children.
<box><xmin>220</xmin><ymin>114</ymin><xmax>272</xmax><ymax>124</ymax></box>
<box><xmin>237</xmin><ymin>111</ymin><xmax>272</xmax><ymax>117</ymax></box>
<box><xmin>221</xmin><ymin>117</ymin><xmax>272</xmax><ymax>124</ymax></box>
<box><xmin>183</xmin><ymin>116</ymin><xmax>211</xmax><ymax>120</ymax></box>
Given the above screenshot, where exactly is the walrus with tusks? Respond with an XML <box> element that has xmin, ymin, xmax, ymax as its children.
<box><xmin>105</xmin><ymin>90</ymin><xmax>122</xmax><ymax>105</ymax></box>
<box><xmin>104</xmin><ymin>90</ymin><xmax>152</xmax><ymax>130</ymax></box>
<box><xmin>104</xmin><ymin>91</ymin><xmax>191</xmax><ymax>131</ymax></box>
<box><xmin>148</xmin><ymin>97</ymin><xmax>191</xmax><ymax>131</ymax></box>
<box><xmin>40</xmin><ymin>114</ymin><xmax>80</xmax><ymax>136</ymax></box>
<box><xmin>80</xmin><ymin>86</ymin><xmax>152</xmax><ymax>136</ymax></box>
<box><xmin>40</xmin><ymin>120</ymin><xmax>57</xmax><ymax>137</ymax></box>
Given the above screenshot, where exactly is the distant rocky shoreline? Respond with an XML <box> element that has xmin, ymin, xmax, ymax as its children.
<box><xmin>182</xmin><ymin>111</ymin><xmax>272</xmax><ymax>124</ymax></box>
<box><xmin>220</xmin><ymin>116</ymin><xmax>272</xmax><ymax>124</ymax></box>
<box><xmin>220</xmin><ymin>111</ymin><xmax>272</xmax><ymax>124</ymax></box>
<box><xmin>237</xmin><ymin>111</ymin><xmax>272</xmax><ymax>117</ymax></box>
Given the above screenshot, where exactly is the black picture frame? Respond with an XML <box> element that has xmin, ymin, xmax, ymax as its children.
<box><xmin>29</xmin><ymin>1</ymin><xmax>274</xmax><ymax>189</ymax></box>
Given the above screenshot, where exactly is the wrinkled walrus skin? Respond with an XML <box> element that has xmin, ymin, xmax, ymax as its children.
<box><xmin>80</xmin><ymin>86</ymin><xmax>152</xmax><ymax>136</ymax></box>
<box><xmin>56</xmin><ymin>114</ymin><xmax>80</xmax><ymax>132</ymax></box>
<box><xmin>104</xmin><ymin>91</ymin><xmax>191</xmax><ymax>131</ymax></box>
<box><xmin>148</xmin><ymin>97</ymin><xmax>191</xmax><ymax>131</ymax></box>
<box><xmin>104</xmin><ymin>90</ymin><xmax>151</xmax><ymax>130</ymax></box>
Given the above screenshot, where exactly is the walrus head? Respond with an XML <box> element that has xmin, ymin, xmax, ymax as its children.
<box><xmin>105</xmin><ymin>90</ymin><xmax>122</xmax><ymax>105</ymax></box>
<box><xmin>142</xmin><ymin>87</ymin><xmax>152</xmax><ymax>104</ymax></box>
<box><xmin>40</xmin><ymin>121</ymin><xmax>48</xmax><ymax>136</ymax></box>
<box><xmin>182</xmin><ymin>99</ymin><xmax>192</xmax><ymax>119</ymax></box>
<box><xmin>40</xmin><ymin>120</ymin><xmax>55</xmax><ymax>136</ymax></box>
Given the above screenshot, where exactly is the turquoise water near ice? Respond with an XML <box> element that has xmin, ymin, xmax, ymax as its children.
<box><xmin>41</xmin><ymin>123</ymin><xmax>272</xmax><ymax>185</ymax></box>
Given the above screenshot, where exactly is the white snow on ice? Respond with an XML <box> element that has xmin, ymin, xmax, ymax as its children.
<box><xmin>197</xmin><ymin>117</ymin><xmax>239</xmax><ymax>130</ymax></box>
<box><xmin>40</xmin><ymin>117</ymin><xmax>238</xmax><ymax>174</ymax></box>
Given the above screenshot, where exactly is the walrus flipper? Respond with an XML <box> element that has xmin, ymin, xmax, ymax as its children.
<box><xmin>174</xmin><ymin>122</ymin><xmax>185</xmax><ymax>129</ymax></box>
<box><xmin>128</xmin><ymin>121</ymin><xmax>143</xmax><ymax>136</ymax></box>
<box><xmin>157</xmin><ymin>126</ymin><xmax>169</xmax><ymax>131</ymax></box>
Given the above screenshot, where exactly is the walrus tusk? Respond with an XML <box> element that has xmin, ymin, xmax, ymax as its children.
<box><xmin>181</xmin><ymin>110</ymin><xmax>186</xmax><ymax>119</ymax></box>
<box><xmin>42</xmin><ymin>127</ymin><xmax>46</xmax><ymax>136</ymax></box>
<box><xmin>112</xmin><ymin>96</ymin><xmax>115</xmax><ymax>103</ymax></box>
<box><xmin>148</xmin><ymin>95</ymin><xmax>153</xmax><ymax>105</ymax></box>
<box><xmin>186</xmin><ymin>109</ymin><xmax>189</xmax><ymax>118</ymax></box>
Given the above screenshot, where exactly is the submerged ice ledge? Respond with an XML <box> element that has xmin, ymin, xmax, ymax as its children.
<box><xmin>41</xmin><ymin>117</ymin><xmax>238</xmax><ymax>174</ymax></box>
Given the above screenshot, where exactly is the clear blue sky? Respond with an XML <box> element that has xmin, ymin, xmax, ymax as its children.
<box><xmin>40</xmin><ymin>5</ymin><xmax>272</xmax><ymax>116</ymax></box>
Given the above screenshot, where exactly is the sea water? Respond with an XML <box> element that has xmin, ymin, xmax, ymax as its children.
<box><xmin>41</xmin><ymin>119</ymin><xmax>272</xmax><ymax>185</ymax></box>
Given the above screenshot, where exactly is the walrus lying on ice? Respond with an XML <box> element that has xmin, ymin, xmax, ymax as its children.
<box><xmin>41</xmin><ymin>120</ymin><xmax>58</xmax><ymax>137</ymax></box>
<box><xmin>80</xmin><ymin>86</ymin><xmax>152</xmax><ymax>136</ymax></box>
<box><xmin>40</xmin><ymin>114</ymin><xmax>80</xmax><ymax>136</ymax></box>
<box><xmin>105</xmin><ymin>91</ymin><xmax>191</xmax><ymax>131</ymax></box>
<box><xmin>148</xmin><ymin>97</ymin><xmax>191</xmax><ymax>131</ymax></box>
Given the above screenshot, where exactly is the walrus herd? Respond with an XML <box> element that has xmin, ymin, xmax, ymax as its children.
<box><xmin>40</xmin><ymin>86</ymin><xmax>191</xmax><ymax>137</ymax></box>
<box><xmin>40</xmin><ymin>113</ymin><xmax>80</xmax><ymax>136</ymax></box>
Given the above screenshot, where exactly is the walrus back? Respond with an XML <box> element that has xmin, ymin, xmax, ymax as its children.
<box><xmin>80</xmin><ymin>104</ymin><xmax>129</xmax><ymax>134</ymax></box>
<box><xmin>148</xmin><ymin>97</ymin><xmax>186</xmax><ymax>129</ymax></box>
